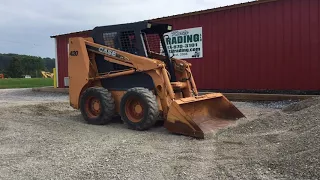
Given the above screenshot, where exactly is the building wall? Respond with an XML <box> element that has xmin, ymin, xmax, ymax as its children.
<box><xmin>152</xmin><ymin>0</ymin><xmax>320</xmax><ymax>91</ymax></box>
<box><xmin>55</xmin><ymin>0</ymin><xmax>320</xmax><ymax>91</ymax></box>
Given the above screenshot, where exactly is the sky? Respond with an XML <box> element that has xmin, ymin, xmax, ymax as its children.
<box><xmin>0</xmin><ymin>0</ymin><xmax>250</xmax><ymax>58</ymax></box>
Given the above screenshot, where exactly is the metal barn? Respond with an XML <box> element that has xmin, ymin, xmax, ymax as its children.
<box><xmin>51</xmin><ymin>0</ymin><xmax>320</xmax><ymax>93</ymax></box>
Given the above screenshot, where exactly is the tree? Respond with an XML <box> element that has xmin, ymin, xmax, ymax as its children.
<box><xmin>20</xmin><ymin>56</ymin><xmax>44</xmax><ymax>77</ymax></box>
<box><xmin>6</xmin><ymin>57</ymin><xmax>23</xmax><ymax>78</ymax></box>
<box><xmin>43</xmin><ymin>58</ymin><xmax>55</xmax><ymax>72</ymax></box>
<box><xmin>0</xmin><ymin>54</ymin><xmax>12</xmax><ymax>71</ymax></box>
<box><xmin>0</xmin><ymin>53</ymin><xmax>55</xmax><ymax>77</ymax></box>
<box><xmin>32</xmin><ymin>57</ymin><xmax>45</xmax><ymax>77</ymax></box>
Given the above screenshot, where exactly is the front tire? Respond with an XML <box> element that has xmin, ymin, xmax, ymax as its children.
<box><xmin>80</xmin><ymin>87</ymin><xmax>115</xmax><ymax>125</ymax></box>
<box><xmin>120</xmin><ymin>87</ymin><xmax>159</xmax><ymax>130</ymax></box>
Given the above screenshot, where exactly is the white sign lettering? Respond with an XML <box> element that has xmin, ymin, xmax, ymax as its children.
<box><xmin>99</xmin><ymin>47</ymin><xmax>117</xmax><ymax>57</ymax></box>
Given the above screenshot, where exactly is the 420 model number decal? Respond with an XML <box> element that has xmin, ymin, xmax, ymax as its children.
<box><xmin>69</xmin><ymin>51</ymin><xmax>78</xmax><ymax>56</ymax></box>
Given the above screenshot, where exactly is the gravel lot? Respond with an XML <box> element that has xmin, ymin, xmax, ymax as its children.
<box><xmin>0</xmin><ymin>88</ymin><xmax>318</xmax><ymax>180</ymax></box>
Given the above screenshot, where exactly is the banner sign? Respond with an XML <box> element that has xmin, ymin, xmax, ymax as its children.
<box><xmin>161</xmin><ymin>27</ymin><xmax>203</xmax><ymax>59</ymax></box>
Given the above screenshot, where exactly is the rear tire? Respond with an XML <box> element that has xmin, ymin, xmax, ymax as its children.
<box><xmin>120</xmin><ymin>87</ymin><xmax>159</xmax><ymax>130</ymax></box>
<box><xmin>80</xmin><ymin>87</ymin><xmax>115</xmax><ymax>125</ymax></box>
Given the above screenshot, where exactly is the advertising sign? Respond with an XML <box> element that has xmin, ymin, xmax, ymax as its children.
<box><xmin>161</xmin><ymin>27</ymin><xmax>203</xmax><ymax>59</ymax></box>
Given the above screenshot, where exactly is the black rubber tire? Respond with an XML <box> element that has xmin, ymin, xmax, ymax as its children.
<box><xmin>80</xmin><ymin>87</ymin><xmax>115</xmax><ymax>125</ymax></box>
<box><xmin>120</xmin><ymin>87</ymin><xmax>160</xmax><ymax>130</ymax></box>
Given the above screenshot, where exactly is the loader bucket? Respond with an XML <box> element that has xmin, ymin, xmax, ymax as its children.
<box><xmin>164</xmin><ymin>93</ymin><xmax>245</xmax><ymax>139</ymax></box>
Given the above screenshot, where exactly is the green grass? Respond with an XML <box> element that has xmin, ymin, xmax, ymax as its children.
<box><xmin>0</xmin><ymin>78</ymin><xmax>53</xmax><ymax>89</ymax></box>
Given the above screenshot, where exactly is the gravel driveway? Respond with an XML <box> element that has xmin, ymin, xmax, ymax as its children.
<box><xmin>1</xmin><ymin>88</ymin><xmax>317</xmax><ymax>180</ymax></box>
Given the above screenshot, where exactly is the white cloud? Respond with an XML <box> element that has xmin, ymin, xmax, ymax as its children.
<box><xmin>0</xmin><ymin>0</ymin><xmax>250</xmax><ymax>57</ymax></box>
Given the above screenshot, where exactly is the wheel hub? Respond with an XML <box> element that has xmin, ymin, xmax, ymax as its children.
<box><xmin>85</xmin><ymin>96</ymin><xmax>101</xmax><ymax>117</ymax></box>
<box><xmin>92</xmin><ymin>100</ymin><xmax>100</xmax><ymax>112</ymax></box>
<box><xmin>125</xmin><ymin>98</ymin><xmax>144</xmax><ymax>123</ymax></box>
<box><xmin>134</xmin><ymin>104</ymin><xmax>142</xmax><ymax>114</ymax></box>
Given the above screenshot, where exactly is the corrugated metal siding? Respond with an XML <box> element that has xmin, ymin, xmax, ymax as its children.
<box><xmin>56</xmin><ymin>31</ymin><xmax>91</xmax><ymax>88</ymax></box>
<box><xmin>55</xmin><ymin>0</ymin><xmax>320</xmax><ymax>91</ymax></box>
<box><xmin>152</xmin><ymin>0</ymin><xmax>320</xmax><ymax>91</ymax></box>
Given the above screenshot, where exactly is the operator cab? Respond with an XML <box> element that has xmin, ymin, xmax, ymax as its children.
<box><xmin>91</xmin><ymin>21</ymin><xmax>176</xmax><ymax>81</ymax></box>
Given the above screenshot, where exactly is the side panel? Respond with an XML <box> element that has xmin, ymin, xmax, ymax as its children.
<box><xmin>100</xmin><ymin>73</ymin><xmax>155</xmax><ymax>90</ymax></box>
<box><xmin>68</xmin><ymin>38</ymin><xmax>91</xmax><ymax>109</ymax></box>
<box><xmin>151</xmin><ymin>0</ymin><xmax>320</xmax><ymax>91</ymax></box>
<box><xmin>56</xmin><ymin>31</ymin><xmax>91</xmax><ymax>88</ymax></box>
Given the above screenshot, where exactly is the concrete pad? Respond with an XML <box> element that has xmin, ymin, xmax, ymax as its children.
<box><xmin>32</xmin><ymin>86</ymin><xmax>69</xmax><ymax>94</ymax></box>
<box><xmin>31</xmin><ymin>87</ymin><xmax>318</xmax><ymax>101</ymax></box>
<box><xmin>199</xmin><ymin>92</ymin><xmax>319</xmax><ymax>101</ymax></box>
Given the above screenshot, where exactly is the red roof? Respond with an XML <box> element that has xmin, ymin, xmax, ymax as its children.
<box><xmin>50</xmin><ymin>29</ymin><xmax>92</xmax><ymax>38</ymax></box>
<box><xmin>151</xmin><ymin>0</ymin><xmax>278</xmax><ymax>21</ymax></box>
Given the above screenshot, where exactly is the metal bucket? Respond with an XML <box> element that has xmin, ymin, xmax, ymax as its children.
<box><xmin>164</xmin><ymin>93</ymin><xmax>245</xmax><ymax>138</ymax></box>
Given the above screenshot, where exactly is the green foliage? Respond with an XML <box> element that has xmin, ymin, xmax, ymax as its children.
<box><xmin>19</xmin><ymin>55</ymin><xmax>44</xmax><ymax>77</ymax></box>
<box><xmin>0</xmin><ymin>78</ymin><xmax>53</xmax><ymax>89</ymax></box>
<box><xmin>43</xmin><ymin>58</ymin><xmax>55</xmax><ymax>72</ymax></box>
<box><xmin>6</xmin><ymin>57</ymin><xmax>23</xmax><ymax>78</ymax></box>
<box><xmin>0</xmin><ymin>53</ymin><xmax>55</xmax><ymax>78</ymax></box>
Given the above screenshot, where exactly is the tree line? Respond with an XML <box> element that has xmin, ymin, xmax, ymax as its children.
<box><xmin>0</xmin><ymin>53</ymin><xmax>55</xmax><ymax>78</ymax></box>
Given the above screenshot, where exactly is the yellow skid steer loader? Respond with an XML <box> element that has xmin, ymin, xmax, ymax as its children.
<box><xmin>68</xmin><ymin>21</ymin><xmax>245</xmax><ymax>138</ymax></box>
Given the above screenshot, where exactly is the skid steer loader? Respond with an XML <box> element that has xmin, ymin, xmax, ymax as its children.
<box><xmin>68</xmin><ymin>21</ymin><xmax>245</xmax><ymax>138</ymax></box>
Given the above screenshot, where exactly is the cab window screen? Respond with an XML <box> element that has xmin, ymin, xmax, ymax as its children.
<box><xmin>102</xmin><ymin>32</ymin><xmax>117</xmax><ymax>48</ymax></box>
<box><xmin>119</xmin><ymin>31</ymin><xmax>139</xmax><ymax>55</ymax></box>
